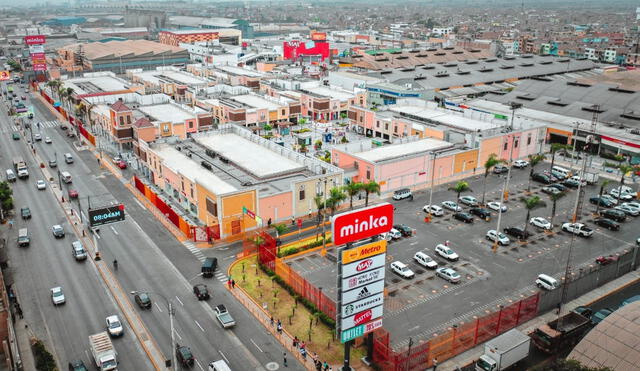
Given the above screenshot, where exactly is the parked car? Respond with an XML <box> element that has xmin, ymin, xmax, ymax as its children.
<box><xmin>615</xmin><ymin>205</ymin><xmax>639</xmax><ymax>216</ymax></box>
<box><xmin>549</xmin><ymin>183</ymin><xmax>568</xmax><ymax>192</ymax></box>
<box><xmin>589</xmin><ymin>196</ymin><xmax>613</xmax><ymax>208</ymax></box>
<box><xmin>134</xmin><ymin>292</ymin><xmax>152</xmax><ymax>309</ymax></box>
<box><xmin>598</xmin><ymin>209</ymin><xmax>627</xmax><ymax>222</ymax></box>
<box><xmin>532</xmin><ymin>173</ymin><xmax>553</xmax><ymax>184</ymax></box>
<box><xmin>503</xmin><ymin>226</ymin><xmax>531</xmax><ymax>240</ymax></box>
<box><xmin>529</xmin><ymin>217</ymin><xmax>552</xmax><ymax>230</ymax></box>
<box><xmin>105</xmin><ymin>315</ymin><xmax>123</xmax><ymax>337</ymax></box>
<box><xmin>470</xmin><ymin>207</ymin><xmax>491</xmax><ymax>220</ymax></box>
<box><xmin>561</xmin><ymin>223</ymin><xmax>594</xmax><ymax>237</ymax></box>
<box><xmin>513</xmin><ymin>160</ymin><xmax>529</xmax><ymax>168</ymax></box>
<box><xmin>388</xmin><ymin>228</ymin><xmax>402</xmax><ymax>240</ymax></box>
<box><xmin>390</xmin><ymin>261</ymin><xmax>414</xmax><ymax>279</ymax></box>
<box><xmin>52</xmin><ymin>224</ymin><xmax>65</xmax><ymax>238</ymax></box>
<box><xmin>193</xmin><ymin>284</ymin><xmax>210</xmax><ymax>300</ymax></box>
<box><xmin>624</xmin><ymin>201</ymin><xmax>640</xmax><ymax>209</ymax></box>
<box><xmin>458</xmin><ymin>195</ymin><xmax>479</xmax><ymax>207</ymax></box>
<box><xmin>453</xmin><ymin>212</ymin><xmax>474</xmax><ymax>223</ymax></box>
<box><xmin>393</xmin><ymin>224</ymin><xmax>414</xmax><ymax>237</ymax></box>
<box><xmin>609</xmin><ymin>188</ymin><xmax>634</xmax><ymax>201</ymax></box>
<box><xmin>493</xmin><ymin>164</ymin><xmax>509</xmax><ymax>174</ymax></box>
<box><xmin>542</xmin><ymin>186</ymin><xmax>562</xmax><ymax>195</ymax></box>
<box><xmin>436</xmin><ymin>267</ymin><xmax>461</xmax><ymax>283</ymax></box>
<box><xmin>486</xmin><ymin>230</ymin><xmax>510</xmax><ymax>245</ymax></box>
<box><xmin>486</xmin><ymin>201</ymin><xmax>507</xmax><ymax>213</ymax></box>
<box><xmin>435</xmin><ymin>244</ymin><xmax>459</xmax><ymax>261</ymax></box>
<box><xmin>441</xmin><ymin>201</ymin><xmax>462</xmax><ymax>212</ymax></box>
<box><xmin>593</xmin><ymin>218</ymin><xmax>620</xmax><ymax>231</ymax></box>
<box><xmin>413</xmin><ymin>252</ymin><xmax>438</xmax><ymax>269</ymax></box>
<box><xmin>563</xmin><ymin>178</ymin><xmax>581</xmax><ymax>188</ymax></box>
<box><xmin>423</xmin><ymin>204</ymin><xmax>444</xmax><ymax>216</ymax></box>
<box><xmin>51</xmin><ymin>286</ymin><xmax>65</xmax><ymax>305</ymax></box>
<box><xmin>595</xmin><ymin>255</ymin><xmax>618</xmax><ymax>265</ymax></box>
<box><xmin>601</xmin><ymin>194</ymin><xmax>619</xmax><ymax>206</ymax></box>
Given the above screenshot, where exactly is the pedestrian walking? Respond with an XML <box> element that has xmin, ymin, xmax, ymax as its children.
<box><xmin>291</xmin><ymin>217</ymin><xmax>295</xmax><ymax>226</ymax></box>
<box><xmin>432</xmin><ymin>357</ymin><xmax>438</xmax><ymax>371</ymax></box>
<box><xmin>323</xmin><ymin>361</ymin><xmax>329</xmax><ymax>370</ymax></box>
<box><xmin>277</xmin><ymin>321</ymin><xmax>283</xmax><ymax>334</ymax></box>
<box><xmin>267</xmin><ymin>218</ymin><xmax>272</xmax><ymax>228</ymax></box>
<box><xmin>227</xmin><ymin>278</ymin><xmax>232</xmax><ymax>288</ymax></box>
<box><xmin>231</xmin><ymin>279</ymin><xmax>235</xmax><ymax>289</ymax></box>
<box><xmin>293</xmin><ymin>336</ymin><xmax>299</xmax><ymax>348</ymax></box>
<box><xmin>270</xmin><ymin>316</ymin><xmax>274</xmax><ymax>326</ymax></box>
<box><xmin>16</xmin><ymin>306</ymin><xmax>23</xmax><ymax>319</ymax></box>
<box><xmin>300</xmin><ymin>347</ymin><xmax>307</xmax><ymax>359</ymax></box>
<box><xmin>300</xmin><ymin>341</ymin><xmax>306</xmax><ymax>350</ymax></box>
<box><xmin>283</xmin><ymin>353</ymin><xmax>288</xmax><ymax>367</ymax></box>
<box><xmin>315</xmin><ymin>360</ymin><xmax>322</xmax><ymax>370</ymax></box>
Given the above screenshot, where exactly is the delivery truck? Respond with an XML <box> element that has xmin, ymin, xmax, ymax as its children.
<box><xmin>475</xmin><ymin>329</ymin><xmax>530</xmax><ymax>371</ymax></box>
<box><xmin>89</xmin><ymin>332</ymin><xmax>118</xmax><ymax>370</ymax></box>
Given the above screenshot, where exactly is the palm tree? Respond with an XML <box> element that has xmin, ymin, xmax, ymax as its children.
<box><xmin>362</xmin><ymin>180</ymin><xmax>381</xmax><ymax>207</ymax></box>
<box><xmin>273</xmin><ymin>223</ymin><xmax>288</xmax><ymax>238</ymax></box>
<box><xmin>343</xmin><ymin>182</ymin><xmax>363</xmax><ymax>209</ymax></box>
<box><xmin>326</xmin><ymin>187</ymin><xmax>347</xmax><ymax>217</ymax></box>
<box><xmin>594</xmin><ymin>179</ymin><xmax>611</xmax><ymax>215</ymax></box>
<box><xmin>481</xmin><ymin>154</ymin><xmax>503</xmax><ymax>204</ymax></box>
<box><xmin>527</xmin><ymin>154</ymin><xmax>546</xmax><ymax>191</ymax></box>
<box><xmin>449</xmin><ymin>181</ymin><xmax>471</xmax><ymax>199</ymax></box>
<box><xmin>549</xmin><ymin>143</ymin><xmax>569</xmax><ymax>172</ymax></box>
<box><xmin>313</xmin><ymin>195</ymin><xmax>326</xmax><ymax>241</ymax></box>
<box><xmin>521</xmin><ymin>196</ymin><xmax>546</xmax><ymax>236</ymax></box>
<box><xmin>548</xmin><ymin>192</ymin><xmax>566</xmax><ymax>228</ymax></box>
<box><xmin>616</xmin><ymin>164</ymin><xmax>635</xmax><ymax>201</ymax></box>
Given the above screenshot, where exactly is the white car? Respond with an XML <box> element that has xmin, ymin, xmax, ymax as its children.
<box><xmin>44</xmin><ymin>136</ymin><xmax>52</xmax><ymax>144</ymax></box>
<box><xmin>541</xmin><ymin>186</ymin><xmax>561</xmax><ymax>195</ymax></box>
<box><xmin>435</xmin><ymin>244</ymin><xmax>459</xmax><ymax>261</ymax></box>
<box><xmin>413</xmin><ymin>251</ymin><xmax>438</xmax><ymax>269</ymax></box>
<box><xmin>34</xmin><ymin>133</ymin><xmax>42</xmax><ymax>141</ymax></box>
<box><xmin>562</xmin><ymin>222</ymin><xmax>594</xmax><ymax>237</ymax></box>
<box><xmin>458</xmin><ymin>195</ymin><xmax>479</xmax><ymax>207</ymax></box>
<box><xmin>36</xmin><ymin>179</ymin><xmax>46</xmax><ymax>190</ymax></box>
<box><xmin>441</xmin><ymin>201</ymin><xmax>462</xmax><ymax>212</ymax></box>
<box><xmin>601</xmin><ymin>194</ymin><xmax>619</xmax><ymax>206</ymax></box>
<box><xmin>609</xmin><ymin>188</ymin><xmax>634</xmax><ymax>201</ymax></box>
<box><xmin>388</xmin><ymin>228</ymin><xmax>402</xmax><ymax>240</ymax></box>
<box><xmin>486</xmin><ymin>230</ymin><xmax>510</xmax><ymax>245</ymax></box>
<box><xmin>436</xmin><ymin>267</ymin><xmax>461</xmax><ymax>283</ymax></box>
<box><xmin>513</xmin><ymin>160</ymin><xmax>529</xmax><ymax>168</ymax></box>
<box><xmin>529</xmin><ymin>217</ymin><xmax>552</xmax><ymax>230</ymax></box>
<box><xmin>615</xmin><ymin>205</ymin><xmax>639</xmax><ymax>216</ymax></box>
<box><xmin>106</xmin><ymin>315</ymin><xmax>124</xmax><ymax>337</ymax></box>
<box><xmin>390</xmin><ymin>261</ymin><xmax>414</xmax><ymax>278</ymax></box>
<box><xmin>624</xmin><ymin>201</ymin><xmax>640</xmax><ymax>209</ymax></box>
<box><xmin>423</xmin><ymin>204</ymin><xmax>444</xmax><ymax>216</ymax></box>
<box><xmin>486</xmin><ymin>201</ymin><xmax>508</xmax><ymax>213</ymax></box>
<box><xmin>51</xmin><ymin>286</ymin><xmax>65</xmax><ymax>305</ymax></box>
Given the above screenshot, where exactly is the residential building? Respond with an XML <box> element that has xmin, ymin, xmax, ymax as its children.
<box><xmin>128</xmin><ymin>66</ymin><xmax>212</xmax><ymax>102</ymax></box>
<box><xmin>199</xmin><ymin>93</ymin><xmax>300</xmax><ymax>127</ymax></box>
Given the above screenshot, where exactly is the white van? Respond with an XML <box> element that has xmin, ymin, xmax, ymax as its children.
<box><xmin>535</xmin><ymin>274</ymin><xmax>558</xmax><ymax>291</ymax></box>
<box><xmin>60</xmin><ymin>171</ymin><xmax>72</xmax><ymax>184</ymax></box>
<box><xmin>392</xmin><ymin>188</ymin><xmax>412</xmax><ymax>201</ymax></box>
<box><xmin>208</xmin><ymin>360</ymin><xmax>232</xmax><ymax>371</ymax></box>
<box><xmin>64</xmin><ymin>153</ymin><xmax>73</xmax><ymax>164</ymax></box>
<box><xmin>551</xmin><ymin>166</ymin><xmax>571</xmax><ymax>180</ymax></box>
<box><xmin>6</xmin><ymin>169</ymin><xmax>16</xmax><ymax>182</ymax></box>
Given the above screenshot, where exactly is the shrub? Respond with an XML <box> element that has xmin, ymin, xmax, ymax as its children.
<box><xmin>32</xmin><ymin>339</ymin><xmax>56</xmax><ymax>371</ymax></box>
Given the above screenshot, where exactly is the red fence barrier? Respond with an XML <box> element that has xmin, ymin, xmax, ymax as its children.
<box><xmin>133</xmin><ymin>176</ymin><xmax>193</xmax><ymax>238</ymax></box>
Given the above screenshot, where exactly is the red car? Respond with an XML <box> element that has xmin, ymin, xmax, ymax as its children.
<box><xmin>117</xmin><ymin>160</ymin><xmax>127</xmax><ymax>169</ymax></box>
<box><xmin>595</xmin><ymin>255</ymin><xmax>617</xmax><ymax>265</ymax></box>
<box><xmin>68</xmin><ymin>189</ymin><xmax>78</xmax><ymax>199</ymax></box>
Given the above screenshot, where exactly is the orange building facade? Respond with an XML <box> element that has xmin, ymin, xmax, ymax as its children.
<box><xmin>158</xmin><ymin>30</ymin><xmax>220</xmax><ymax>47</ymax></box>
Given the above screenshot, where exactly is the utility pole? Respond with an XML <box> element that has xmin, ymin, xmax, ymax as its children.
<box><xmin>427</xmin><ymin>151</ymin><xmax>438</xmax><ymax>220</ymax></box>
<box><xmin>493</xmin><ymin>133</ymin><xmax>517</xmax><ymax>252</ymax></box>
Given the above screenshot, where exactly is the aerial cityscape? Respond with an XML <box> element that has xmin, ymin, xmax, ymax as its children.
<box><xmin>0</xmin><ymin>0</ymin><xmax>639</xmax><ymax>370</ymax></box>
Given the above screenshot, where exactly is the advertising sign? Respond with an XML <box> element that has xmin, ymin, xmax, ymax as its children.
<box><xmin>341</xmin><ymin>253</ymin><xmax>386</xmax><ymax>278</ymax></box>
<box><xmin>31</xmin><ymin>58</ymin><xmax>46</xmax><ymax>65</ymax></box>
<box><xmin>32</xmin><ymin>64</ymin><xmax>47</xmax><ymax>72</ymax></box>
<box><xmin>283</xmin><ymin>40</ymin><xmax>330</xmax><ymax>61</ymax></box>
<box><xmin>332</xmin><ymin>203</ymin><xmax>394</xmax><ymax>245</ymax></box>
<box><xmin>0</xmin><ymin>71</ymin><xmax>9</xmax><ymax>81</ymax></box>
<box><xmin>311</xmin><ymin>32</ymin><xmax>327</xmax><ymax>41</ymax></box>
<box><xmin>341</xmin><ymin>267</ymin><xmax>385</xmax><ymax>291</ymax></box>
<box><xmin>341</xmin><ymin>239</ymin><xmax>386</xmax><ymax>264</ymax></box>
<box><xmin>88</xmin><ymin>204</ymin><xmax>125</xmax><ymax>227</ymax></box>
<box><xmin>341</xmin><ymin>293</ymin><xmax>383</xmax><ymax>317</ymax></box>
<box><xmin>29</xmin><ymin>45</ymin><xmax>44</xmax><ymax>54</ymax></box>
<box><xmin>341</xmin><ymin>318</ymin><xmax>383</xmax><ymax>343</ymax></box>
<box><xmin>24</xmin><ymin>35</ymin><xmax>46</xmax><ymax>45</ymax></box>
<box><xmin>30</xmin><ymin>52</ymin><xmax>45</xmax><ymax>60</ymax></box>
<box><xmin>341</xmin><ymin>305</ymin><xmax>383</xmax><ymax>330</ymax></box>
<box><xmin>341</xmin><ymin>280</ymin><xmax>385</xmax><ymax>304</ymax></box>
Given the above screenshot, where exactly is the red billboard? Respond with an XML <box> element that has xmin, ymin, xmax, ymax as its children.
<box><xmin>33</xmin><ymin>64</ymin><xmax>47</xmax><ymax>71</ymax></box>
<box><xmin>24</xmin><ymin>35</ymin><xmax>46</xmax><ymax>45</ymax></box>
<box><xmin>283</xmin><ymin>40</ymin><xmax>330</xmax><ymax>61</ymax></box>
<box><xmin>331</xmin><ymin>203</ymin><xmax>394</xmax><ymax>245</ymax></box>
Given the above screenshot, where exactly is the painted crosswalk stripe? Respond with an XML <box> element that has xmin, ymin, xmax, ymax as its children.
<box><xmin>183</xmin><ymin>241</ymin><xmax>206</xmax><ymax>261</ymax></box>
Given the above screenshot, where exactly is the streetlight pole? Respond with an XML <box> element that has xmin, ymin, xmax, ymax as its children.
<box><xmin>131</xmin><ymin>291</ymin><xmax>176</xmax><ymax>369</ymax></box>
<box><xmin>322</xmin><ymin>178</ymin><xmax>328</xmax><ymax>254</ymax></box>
<box><xmin>427</xmin><ymin>151</ymin><xmax>438</xmax><ymax>220</ymax></box>
<box><xmin>493</xmin><ymin>133</ymin><xmax>517</xmax><ymax>252</ymax></box>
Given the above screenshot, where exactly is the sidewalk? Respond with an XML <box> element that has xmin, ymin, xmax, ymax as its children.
<box><xmin>14</xmin><ymin>316</ymin><xmax>36</xmax><ymax>371</ymax></box>
<box><xmin>440</xmin><ymin>270</ymin><xmax>640</xmax><ymax>370</ymax></box>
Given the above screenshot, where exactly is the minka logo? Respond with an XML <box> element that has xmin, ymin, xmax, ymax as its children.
<box><xmin>332</xmin><ymin>203</ymin><xmax>394</xmax><ymax>245</ymax></box>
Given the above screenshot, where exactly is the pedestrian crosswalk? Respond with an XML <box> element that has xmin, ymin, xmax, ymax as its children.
<box><xmin>214</xmin><ymin>270</ymin><xmax>229</xmax><ymax>283</ymax></box>
<box><xmin>37</xmin><ymin>120</ymin><xmax>60</xmax><ymax>129</ymax></box>
<box><xmin>1</xmin><ymin>120</ymin><xmax>59</xmax><ymax>134</ymax></box>
<box><xmin>183</xmin><ymin>241</ymin><xmax>206</xmax><ymax>261</ymax></box>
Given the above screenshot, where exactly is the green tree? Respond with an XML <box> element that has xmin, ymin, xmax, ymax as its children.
<box><xmin>594</xmin><ymin>179</ymin><xmax>611</xmax><ymax>215</ymax></box>
<box><xmin>0</xmin><ymin>181</ymin><xmax>13</xmax><ymax>216</ymax></box>
<box><xmin>521</xmin><ymin>196</ymin><xmax>546</xmax><ymax>236</ymax></box>
<box><xmin>326</xmin><ymin>187</ymin><xmax>346</xmax><ymax>217</ymax></box>
<box><xmin>481</xmin><ymin>153</ymin><xmax>503</xmax><ymax>204</ymax></box>
<box><xmin>527</xmin><ymin>154</ymin><xmax>546</xmax><ymax>191</ymax></box>
<box><xmin>615</xmin><ymin>164</ymin><xmax>635</xmax><ymax>201</ymax></box>
<box><xmin>343</xmin><ymin>182</ymin><xmax>363</xmax><ymax>209</ymax></box>
<box><xmin>362</xmin><ymin>180</ymin><xmax>381</xmax><ymax>207</ymax></box>
<box><xmin>449</xmin><ymin>181</ymin><xmax>471</xmax><ymax>199</ymax></box>
<box><xmin>339</xmin><ymin>112</ymin><xmax>348</xmax><ymax>121</ymax></box>
<box><xmin>314</xmin><ymin>139</ymin><xmax>323</xmax><ymax>149</ymax></box>
<box><xmin>313</xmin><ymin>195</ymin><xmax>327</xmax><ymax>240</ymax></box>
<box><xmin>263</xmin><ymin>124</ymin><xmax>273</xmax><ymax>132</ymax></box>
<box><xmin>32</xmin><ymin>339</ymin><xmax>56</xmax><ymax>371</ymax></box>
<box><xmin>549</xmin><ymin>143</ymin><xmax>570</xmax><ymax>172</ymax></box>
<box><xmin>298</xmin><ymin>118</ymin><xmax>308</xmax><ymax>125</ymax></box>
<box><xmin>548</xmin><ymin>192</ymin><xmax>566</xmax><ymax>228</ymax></box>
<box><xmin>273</xmin><ymin>223</ymin><xmax>288</xmax><ymax>238</ymax></box>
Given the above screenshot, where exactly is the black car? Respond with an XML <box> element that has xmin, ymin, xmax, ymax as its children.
<box><xmin>176</xmin><ymin>344</ymin><xmax>195</xmax><ymax>367</ymax></box>
<box><xmin>531</xmin><ymin>173</ymin><xmax>553</xmax><ymax>184</ymax></box>
<box><xmin>589</xmin><ymin>196</ymin><xmax>613</xmax><ymax>208</ymax></box>
<box><xmin>21</xmin><ymin>207</ymin><xmax>31</xmax><ymax>219</ymax></box>
<box><xmin>469</xmin><ymin>208</ymin><xmax>492</xmax><ymax>220</ymax></box>
<box><xmin>598</xmin><ymin>209</ymin><xmax>627</xmax><ymax>222</ymax></box>
<box><xmin>549</xmin><ymin>183</ymin><xmax>567</xmax><ymax>192</ymax></box>
<box><xmin>134</xmin><ymin>292</ymin><xmax>152</xmax><ymax>309</ymax></box>
<box><xmin>68</xmin><ymin>360</ymin><xmax>89</xmax><ymax>371</ymax></box>
<box><xmin>193</xmin><ymin>284</ymin><xmax>210</xmax><ymax>300</ymax></box>
<box><xmin>453</xmin><ymin>212</ymin><xmax>474</xmax><ymax>223</ymax></box>
<box><xmin>504</xmin><ymin>226</ymin><xmax>531</xmax><ymax>240</ymax></box>
<box><xmin>593</xmin><ymin>218</ymin><xmax>620</xmax><ymax>231</ymax></box>
<box><xmin>563</xmin><ymin>178</ymin><xmax>581</xmax><ymax>188</ymax></box>
<box><xmin>393</xmin><ymin>224</ymin><xmax>414</xmax><ymax>237</ymax></box>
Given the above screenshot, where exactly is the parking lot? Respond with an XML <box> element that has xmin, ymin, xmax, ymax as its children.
<box><xmin>284</xmin><ymin>164</ymin><xmax>640</xmax><ymax>348</ymax></box>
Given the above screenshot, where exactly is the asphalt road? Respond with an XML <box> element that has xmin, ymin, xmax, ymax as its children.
<box><xmin>2</xmin><ymin>84</ymin><xmax>302</xmax><ymax>371</ymax></box>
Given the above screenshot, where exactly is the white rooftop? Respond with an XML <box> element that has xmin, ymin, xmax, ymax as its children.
<box><xmin>134</xmin><ymin>70</ymin><xmax>208</xmax><ymax>86</ymax></box>
<box><xmin>230</xmin><ymin>94</ymin><xmax>283</xmax><ymax>110</ymax></box>
<box><xmin>306</xmin><ymin>86</ymin><xmax>355</xmax><ymax>100</ymax></box>
<box><xmin>62</xmin><ymin>75</ymin><xmax>130</xmax><ymax>96</ymax></box>
<box><xmin>195</xmin><ymin>133</ymin><xmax>305</xmax><ymax>178</ymax></box>
<box><xmin>217</xmin><ymin>65</ymin><xmax>264</xmax><ymax>78</ymax></box>
<box><xmin>138</xmin><ymin>104</ymin><xmax>205</xmax><ymax>124</ymax></box>
<box><xmin>154</xmin><ymin>145</ymin><xmax>237</xmax><ymax>195</ymax></box>
<box><xmin>389</xmin><ymin>105</ymin><xmax>502</xmax><ymax>131</ymax></box>
<box><xmin>355</xmin><ymin>138</ymin><xmax>453</xmax><ymax>163</ymax></box>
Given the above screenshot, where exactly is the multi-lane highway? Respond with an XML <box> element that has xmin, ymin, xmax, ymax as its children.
<box><xmin>1</xmin><ymin>82</ymin><xmax>300</xmax><ymax>370</ymax></box>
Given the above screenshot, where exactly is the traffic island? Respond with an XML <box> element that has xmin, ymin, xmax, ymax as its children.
<box><xmin>229</xmin><ymin>254</ymin><xmax>366</xmax><ymax>368</ymax></box>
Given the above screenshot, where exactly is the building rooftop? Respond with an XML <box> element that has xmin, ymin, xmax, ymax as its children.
<box><xmin>133</xmin><ymin>68</ymin><xmax>208</xmax><ymax>86</ymax></box>
<box><xmin>216</xmin><ymin>65</ymin><xmax>264</xmax><ymax>78</ymax></box>
<box><xmin>161</xmin><ymin>29</ymin><xmax>220</xmax><ymax>35</ymax></box>
<box><xmin>229</xmin><ymin>94</ymin><xmax>286</xmax><ymax>111</ymax></box>
<box><xmin>389</xmin><ymin>105</ymin><xmax>504</xmax><ymax>132</ymax></box>
<box><xmin>354</xmin><ymin>138</ymin><xmax>453</xmax><ymax>163</ymax></box>
<box><xmin>303</xmin><ymin>86</ymin><xmax>355</xmax><ymax>101</ymax></box>
<box><xmin>194</xmin><ymin>133</ymin><xmax>305</xmax><ymax>179</ymax></box>
<box><xmin>138</xmin><ymin>104</ymin><xmax>205</xmax><ymax>124</ymax></box>
<box><xmin>344</xmin><ymin>47</ymin><xmax>494</xmax><ymax>70</ymax></box>
<box><xmin>60</xmin><ymin>40</ymin><xmax>185</xmax><ymax>60</ymax></box>
<box><xmin>62</xmin><ymin>74</ymin><xmax>131</xmax><ymax>97</ymax></box>
<box><xmin>154</xmin><ymin>144</ymin><xmax>237</xmax><ymax>195</ymax></box>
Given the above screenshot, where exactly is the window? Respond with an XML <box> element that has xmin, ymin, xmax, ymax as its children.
<box><xmin>376</xmin><ymin>121</ymin><xmax>380</xmax><ymax>128</ymax></box>
<box><xmin>190</xmin><ymin>187</ymin><xmax>194</xmax><ymax>198</ymax></box>
<box><xmin>527</xmin><ymin>134</ymin><xmax>532</xmax><ymax>145</ymax></box>
<box><xmin>206</xmin><ymin>198</ymin><xmax>218</xmax><ymax>217</ymax></box>
<box><xmin>127</xmin><ymin>116</ymin><xmax>131</xmax><ymax>125</ymax></box>
<box><xmin>181</xmin><ymin>180</ymin><xmax>184</xmax><ymax>191</ymax></box>
<box><xmin>163</xmin><ymin>124</ymin><xmax>169</xmax><ymax>132</ymax></box>
<box><xmin>359</xmin><ymin>116</ymin><xmax>363</xmax><ymax>123</ymax></box>
<box><xmin>299</xmin><ymin>185</ymin><xmax>305</xmax><ymax>201</ymax></box>
<box><xmin>514</xmin><ymin>138</ymin><xmax>519</xmax><ymax>148</ymax></box>
<box><xmin>189</xmin><ymin>121</ymin><xmax>194</xmax><ymax>129</ymax></box>
<box><xmin>394</xmin><ymin>126</ymin><xmax>398</xmax><ymax>133</ymax></box>
<box><xmin>366</xmin><ymin>168</ymin><xmax>371</xmax><ymax>180</ymax></box>
<box><xmin>385</xmin><ymin>123</ymin><xmax>389</xmax><ymax>130</ymax></box>
<box><xmin>504</xmin><ymin>142</ymin><xmax>508</xmax><ymax>151</ymax></box>
<box><xmin>119</xmin><ymin>116</ymin><xmax>124</xmax><ymax>126</ymax></box>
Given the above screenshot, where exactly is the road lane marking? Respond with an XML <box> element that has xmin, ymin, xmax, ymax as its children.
<box><xmin>154</xmin><ymin>302</ymin><xmax>164</xmax><ymax>312</ymax></box>
<box><xmin>175</xmin><ymin>296</ymin><xmax>184</xmax><ymax>306</ymax></box>
<box><xmin>219</xmin><ymin>350</ymin><xmax>229</xmax><ymax>364</ymax></box>
<box><xmin>223</xmin><ymin>255</ymin><xmax>235</xmax><ymax>260</ymax></box>
<box><xmin>194</xmin><ymin>320</ymin><xmax>205</xmax><ymax>332</ymax></box>
<box><xmin>174</xmin><ymin>330</ymin><xmax>182</xmax><ymax>341</ymax></box>
<box><xmin>133</xmin><ymin>198</ymin><xmax>145</xmax><ymax>209</ymax></box>
<box><xmin>110</xmin><ymin>225</ymin><xmax>118</xmax><ymax>235</ymax></box>
<box><xmin>250</xmin><ymin>338</ymin><xmax>264</xmax><ymax>352</ymax></box>
<box><xmin>195</xmin><ymin>360</ymin><xmax>204</xmax><ymax>371</ymax></box>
